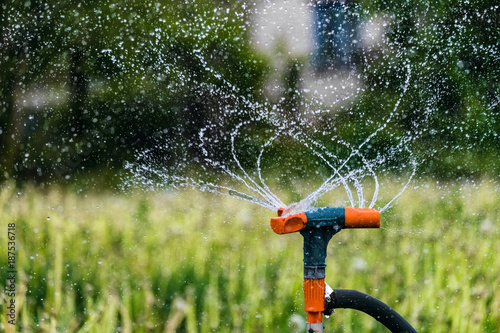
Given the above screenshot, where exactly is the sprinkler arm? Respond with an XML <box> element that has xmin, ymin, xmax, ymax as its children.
<box><xmin>271</xmin><ymin>207</ymin><xmax>380</xmax><ymax>235</ymax></box>
<box><xmin>270</xmin><ymin>211</ymin><xmax>307</xmax><ymax>234</ymax></box>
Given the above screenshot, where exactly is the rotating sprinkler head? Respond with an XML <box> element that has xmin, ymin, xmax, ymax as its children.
<box><xmin>271</xmin><ymin>207</ymin><xmax>380</xmax><ymax>234</ymax></box>
<box><xmin>270</xmin><ymin>207</ymin><xmax>380</xmax><ymax>332</ymax></box>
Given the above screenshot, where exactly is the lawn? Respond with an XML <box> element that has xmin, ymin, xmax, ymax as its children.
<box><xmin>0</xmin><ymin>180</ymin><xmax>499</xmax><ymax>332</ymax></box>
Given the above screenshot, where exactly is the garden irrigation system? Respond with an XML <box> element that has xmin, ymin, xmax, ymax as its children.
<box><xmin>270</xmin><ymin>207</ymin><xmax>417</xmax><ymax>333</ymax></box>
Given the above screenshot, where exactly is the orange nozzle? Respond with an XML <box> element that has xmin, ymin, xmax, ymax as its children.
<box><xmin>277</xmin><ymin>207</ymin><xmax>284</xmax><ymax>217</ymax></box>
<box><xmin>270</xmin><ymin>211</ymin><xmax>307</xmax><ymax>235</ymax></box>
<box><xmin>344</xmin><ymin>207</ymin><xmax>380</xmax><ymax>228</ymax></box>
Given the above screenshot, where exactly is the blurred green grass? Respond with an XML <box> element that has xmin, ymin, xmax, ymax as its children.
<box><xmin>0</xmin><ymin>181</ymin><xmax>499</xmax><ymax>332</ymax></box>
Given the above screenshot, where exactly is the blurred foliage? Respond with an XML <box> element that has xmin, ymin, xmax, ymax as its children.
<box><xmin>0</xmin><ymin>0</ymin><xmax>499</xmax><ymax>187</ymax></box>
<box><xmin>0</xmin><ymin>181</ymin><xmax>499</xmax><ymax>332</ymax></box>
<box><xmin>352</xmin><ymin>0</ymin><xmax>500</xmax><ymax>178</ymax></box>
<box><xmin>0</xmin><ymin>0</ymin><xmax>268</xmax><ymax>187</ymax></box>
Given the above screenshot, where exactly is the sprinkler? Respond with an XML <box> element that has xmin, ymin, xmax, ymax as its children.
<box><xmin>271</xmin><ymin>207</ymin><xmax>381</xmax><ymax>333</ymax></box>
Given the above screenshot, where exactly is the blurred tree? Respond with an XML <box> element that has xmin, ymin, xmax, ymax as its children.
<box><xmin>0</xmin><ymin>0</ymin><xmax>267</xmax><ymax>186</ymax></box>
<box><xmin>344</xmin><ymin>0</ymin><xmax>500</xmax><ymax>178</ymax></box>
<box><xmin>0</xmin><ymin>0</ymin><xmax>498</xmax><ymax>187</ymax></box>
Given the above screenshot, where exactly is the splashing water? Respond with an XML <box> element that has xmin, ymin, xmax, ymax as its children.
<box><xmin>125</xmin><ymin>55</ymin><xmax>420</xmax><ymax>215</ymax></box>
<box><xmin>122</xmin><ymin>1</ymin><xmax>498</xmax><ymax>215</ymax></box>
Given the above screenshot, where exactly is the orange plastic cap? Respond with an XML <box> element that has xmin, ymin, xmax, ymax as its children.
<box><xmin>344</xmin><ymin>207</ymin><xmax>380</xmax><ymax>228</ymax></box>
<box><xmin>270</xmin><ymin>212</ymin><xmax>307</xmax><ymax>234</ymax></box>
<box><xmin>303</xmin><ymin>278</ymin><xmax>325</xmax><ymax>323</ymax></box>
<box><xmin>306</xmin><ymin>311</ymin><xmax>322</xmax><ymax>324</ymax></box>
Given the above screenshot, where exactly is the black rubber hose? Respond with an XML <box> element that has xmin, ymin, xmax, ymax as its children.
<box><xmin>328</xmin><ymin>289</ymin><xmax>417</xmax><ymax>333</ymax></box>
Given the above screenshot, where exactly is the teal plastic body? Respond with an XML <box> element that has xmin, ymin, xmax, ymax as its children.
<box><xmin>301</xmin><ymin>207</ymin><xmax>345</xmax><ymax>267</ymax></box>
